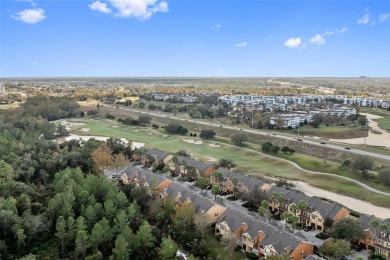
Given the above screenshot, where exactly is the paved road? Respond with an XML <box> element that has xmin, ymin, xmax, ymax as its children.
<box><xmin>108</xmin><ymin>105</ymin><xmax>390</xmax><ymax>161</ymax></box>
<box><xmin>104</xmin><ymin>105</ymin><xmax>390</xmax><ymax>196</ymax></box>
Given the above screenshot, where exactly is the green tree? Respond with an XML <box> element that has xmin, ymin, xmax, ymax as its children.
<box><xmin>172</xmin><ymin>204</ymin><xmax>195</xmax><ymax>233</ymax></box>
<box><xmin>158</xmin><ymin>236</ymin><xmax>178</xmax><ymax>260</ymax></box>
<box><xmin>371</xmin><ymin>219</ymin><xmax>379</xmax><ymax>237</ymax></box>
<box><xmin>281</xmin><ymin>212</ymin><xmax>290</xmax><ymax>228</ymax></box>
<box><xmin>196</xmin><ymin>177</ymin><xmax>210</xmax><ymax>194</ymax></box>
<box><xmin>55</xmin><ymin>216</ymin><xmax>67</xmax><ymax>257</ymax></box>
<box><xmin>261</xmin><ymin>142</ymin><xmax>273</xmax><ymax>153</ymax></box>
<box><xmin>319</xmin><ymin>239</ymin><xmax>352</xmax><ymax>259</ymax></box>
<box><xmin>211</xmin><ymin>184</ymin><xmax>220</xmax><ymax>200</ymax></box>
<box><xmin>90</xmin><ymin>217</ymin><xmax>112</xmax><ymax>253</ymax></box>
<box><xmin>16</xmin><ymin>228</ymin><xmax>27</xmax><ymax>254</ymax></box>
<box><xmin>328</xmin><ymin>218</ymin><xmax>365</xmax><ymax>243</ymax></box>
<box><xmin>200</xmin><ymin>129</ymin><xmax>216</xmax><ymax>139</ymax></box>
<box><xmin>378</xmin><ymin>168</ymin><xmax>390</xmax><ymax>186</ymax></box>
<box><xmin>281</xmin><ymin>146</ymin><xmax>290</xmax><ymax>154</ymax></box>
<box><xmin>111</xmin><ymin>234</ymin><xmax>129</xmax><ymax>260</ymax></box>
<box><xmin>212</xmin><ymin>171</ymin><xmax>224</xmax><ymax>185</ymax></box>
<box><xmin>270</xmin><ymin>145</ymin><xmax>280</xmax><ymax>154</ymax></box>
<box><xmin>217</xmin><ymin>158</ymin><xmax>237</xmax><ymax>169</ymax></box>
<box><xmin>134</xmin><ymin>221</ymin><xmax>156</xmax><ymax>256</ymax></box>
<box><xmin>114</xmin><ymin>210</ymin><xmax>130</xmax><ymax>235</ymax></box>
<box><xmin>352</xmin><ymin>155</ymin><xmax>374</xmax><ymax>178</ymax></box>
<box><xmin>75</xmin><ymin>230</ymin><xmax>89</xmax><ymax>259</ymax></box>
<box><xmin>231</xmin><ymin>133</ymin><xmax>247</xmax><ymax>146</ymax></box>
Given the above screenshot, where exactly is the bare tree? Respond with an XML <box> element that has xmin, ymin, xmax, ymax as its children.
<box><xmin>194</xmin><ymin>213</ymin><xmax>210</xmax><ymax>238</ymax></box>
<box><xmin>221</xmin><ymin>232</ymin><xmax>237</xmax><ymax>257</ymax></box>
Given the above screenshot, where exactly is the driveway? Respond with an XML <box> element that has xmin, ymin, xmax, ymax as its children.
<box><xmin>294</xmin><ymin>229</ymin><xmax>325</xmax><ymax>247</ymax></box>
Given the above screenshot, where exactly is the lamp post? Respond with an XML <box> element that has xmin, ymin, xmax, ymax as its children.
<box><xmin>364</xmin><ymin>118</ymin><xmax>368</xmax><ymax>146</ymax></box>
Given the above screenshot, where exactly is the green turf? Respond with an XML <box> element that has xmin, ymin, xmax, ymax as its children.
<box><xmin>67</xmin><ymin>117</ymin><xmax>390</xmax><ymax>208</ymax></box>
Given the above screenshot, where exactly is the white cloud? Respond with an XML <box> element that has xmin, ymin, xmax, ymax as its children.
<box><xmin>30</xmin><ymin>61</ymin><xmax>38</xmax><ymax>65</ymax></box>
<box><xmin>12</xmin><ymin>8</ymin><xmax>46</xmax><ymax>24</ymax></box>
<box><xmin>379</xmin><ymin>13</ymin><xmax>390</xmax><ymax>22</ymax></box>
<box><xmin>100</xmin><ymin>0</ymin><xmax>169</xmax><ymax>19</ymax></box>
<box><xmin>16</xmin><ymin>0</ymin><xmax>37</xmax><ymax>7</ymax></box>
<box><xmin>323</xmin><ymin>27</ymin><xmax>348</xmax><ymax>36</ymax></box>
<box><xmin>210</xmin><ymin>24</ymin><xmax>221</xmax><ymax>30</ymax></box>
<box><xmin>309</xmin><ymin>34</ymin><xmax>325</xmax><ymax>45</ymax></box>
<box><xmin>89</xmin><ymin>1</ymin><xmax>112</xmax><ymax>14</ymax></box>
<box><xmin>235</xmin><ymin>41</ymin><xmax>247</xmax><ymax>47</ymax></box>
<box><xmin>284</xmin><ymin>37</ymin><xmax>302</xmax><ymax>48</ymax></box>
<box><xmin>336</xmin><ymin>27</ymin><xmax>348</xmax><ymax>34</ymax></box>
<box><xmin>358</xmin><ymin>13</ymin><xmax>370</xmax><ymax>24</ymax></box>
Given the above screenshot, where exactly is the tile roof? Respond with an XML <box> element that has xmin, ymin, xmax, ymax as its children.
<box><xmin>217</xmin><ymin>208</ymin><xmax>306</xmax><ymax>255</ymax></box>
<box><xmin>124</xmin><ymin>165</ymin><xmax>165</xmax><ymax>186</ymax></box>
<box><xmin>176</xmin><ymin>156</ymin><xmax>214</xmax><ymax>173</ymax></box>
<box><xmin>140</xmin><ymin>147</ymin><xmax>170</xmax><ymax>162</ymax></box>
<box><xmin>216</xmin><ymin>167</ymin><xmax>265</xmax><ymax>191</ymax></box>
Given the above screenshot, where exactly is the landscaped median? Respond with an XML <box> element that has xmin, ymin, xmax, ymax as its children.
<box><xmin>66</xmin><ymin>117</ymin><xmax>390</xmax><ymax>208</ymax></box>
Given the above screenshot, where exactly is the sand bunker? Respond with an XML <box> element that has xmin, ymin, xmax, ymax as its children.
<box><xmin>162</xmin><ymin>135</ymin><xmax>169</xmax><ymax>138</ymax></box>
<box><xmin>80</xmin><ymin>128</ymin><xmax>90</xmax><ymax>132</ymax></box>
<box><xmin>123</xmin><ymin>128</ymin><xmax>128</xmax><ymax>131</ymax></box>
<box><xmin>182</xmin><ymin>139</ymin><xmax>203</xmax><ymax>145</ymax></box>
<box><xmin>64</xmin><ymin>134</ymin><xmax>144</xmax><ymax>150</ymax></box>
<box><xmin>148</xmin><ymin>133</ymin><xmax>153</xmax><ymax>135</ymax></box>
<box><xmin>205</xmin><ymin>157</ymin><xmax>218</xmax><ymax>162</ymax></box>
<box><xmin>209</xmin><ymin>143</ymin><xmax>221</xmax><ymax>148</ymax></box>
<box><xmin>133</xmin><ymin>130</ymin><xmax>139</xmax><ymax>133</ymax></box>
<box><xmin>112</xmin><ymin>125</ymin><xmax>120</xmax><ymax>128</ymax></box>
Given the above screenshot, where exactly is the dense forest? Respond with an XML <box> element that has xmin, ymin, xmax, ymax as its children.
<box><xmin>0</xmin><ymin>97</ymin><xmax>214</xmax><ymax>259</ymax></box>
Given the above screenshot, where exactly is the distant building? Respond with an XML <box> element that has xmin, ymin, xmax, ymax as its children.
<box><xmin>0</xmin><ymin>84</ymin><xmax>5</xmax><ymax>94</ymax></box>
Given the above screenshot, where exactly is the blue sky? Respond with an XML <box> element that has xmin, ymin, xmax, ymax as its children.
<box><xmin>1</xmin><ymin>0</ymin><xmax>389</xmax><ymax>77</ymax></box>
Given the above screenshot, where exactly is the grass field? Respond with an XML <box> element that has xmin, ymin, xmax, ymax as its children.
<box><xmin>67</xmin><ymin>117</ymin><xmax>390</xmax><ymax>208</ymax></box>
<box><xmin>274</xmin><ymin>124</ymin><xmax>366</xmax><ymax>139</ymax></box>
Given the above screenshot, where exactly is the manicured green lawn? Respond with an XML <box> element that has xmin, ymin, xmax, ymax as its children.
<box><xmin>67</xmin><ymin>118</ymin><xmax>390</xmax><ymax>208</ymax></box>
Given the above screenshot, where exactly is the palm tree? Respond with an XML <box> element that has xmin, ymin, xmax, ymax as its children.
<box><xmin>232</xmin><ymin>177</ymin><xmax>238</xmax><ymax>198</ymax></box>
<box><xmin>380</xmin><ymin>224</ymin><xmax>388</xmax><ymax>236</ymax></box>
<box><xmin>271</xmin><ymin>192</ymin><xmax>277</xmax><ymax>211</ymax></box>
<box><xmin>277</xmin><ymin>193</ymin><xmax>285</xmax><ymax>214</ymax></box>
<box><xmin>281</xmin><ymin>212</ymin><xmax>290</xmax><ymax>229</ymax></box>
<box><xmin>290</xmin><ymin>215</ymin><xmax>299</xmax><ymax>233</ymax></box>
<box><xmin>297</xmin><ymin>200</ymin><xmax>307</xmax><ymax>216</ymax></box>
<box><xmin>290</xmin><ymin>203</ymin><xmax>298</xmax><ymax>216</ymax></box>
<box><xmin>371</xmin><ymin>220</ymin><xmax>379</xmax><ymax>237</ymax></box>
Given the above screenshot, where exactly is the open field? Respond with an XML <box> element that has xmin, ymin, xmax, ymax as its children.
<box><xmin>67</xmin><ymin>117</ymin><xmax>390</xmax><ymax>208</ymax></box>
<box><xmin>360</xmin><ymin>107</ymin><xmax>390</xmax><ymax>132</ymax></box>
<box><xmin>277</xmin><ymin>124</ymin><xmax>366</xmax><ymax>139</ymax></box>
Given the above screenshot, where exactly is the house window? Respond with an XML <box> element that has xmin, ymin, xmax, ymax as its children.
<box><xmin>311</xmin><ymin>214</ymin><xmax>316</xmax><ymax>219</ymax></box>
<box><xmin>318</xmin><ymin>218</ymin><xmax>323</xmax><ymax>222</ymax></box>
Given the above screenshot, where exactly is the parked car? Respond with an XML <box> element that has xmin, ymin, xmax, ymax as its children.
<box><xmin>320</xmin><ymin>142</ymin><xmax>326</xmax><ymax>145</ymax></box>
<box><xmin>297</xmin><ymin>139</ymin><xmax>303</xmax><ymax>141</ymax></box>
<box><xmin>340</xmin><ymin>256</ymin><xmax>348</xmax><ymax>260</ymax></box>
<box><xmin>345</xmin><ymin>147</ymin><xmax>351</xmax><ymax>150</ymax></box>
<box><xmin>304</xmin><ymin>226</ymin><xmax>312</xmax><ymax>232</ymax></box>
<box><xmin>240</xmin><ymin>128</ymin><xmax>243</xmax><ymax>130</ymax></box>
<box><xmin>112</xmin><ymin>174</ymin><xmax>117</xmax><ymax>178</ymax></box>
<box><xmin>353</xmin><ymin>244</ymin><xmax>364</xmax><ymax>252</ymax></box>
<box><xmin>220</xmin><ymin>125</ymin><xmax>223</xmax><ymax>127</ymax></box>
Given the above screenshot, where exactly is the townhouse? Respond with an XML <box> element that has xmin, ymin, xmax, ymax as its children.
<box><xmin>137</xmin><ymin>147</ymin><xmax>173</xmax><ymax>166</ymax></box>
<box><xmin>215</xmin><ymin>208</ymin><xmax>314</xmax><ymax>259</ymax></box>
<box><xmin>358</xmin><ymin>215</ymin><xmax>390</xmax><ymax>258</ymax></box>
<box><xmin>267</xmin><ymin>186</ymin><xmax>349</xmax><ymax>231</ymax></box>
<box><xmin>213</xmin><ymin>168</ymin><xmax>272</xmax><ymax>194</ymax></box>
<box><xmin>167</xmin><ymin>155</ymin><xmax>215</xmax><ymax>179</ymax></box>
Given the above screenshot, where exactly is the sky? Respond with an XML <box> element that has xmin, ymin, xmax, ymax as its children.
<box><xmin>0</xmin><ymin>0</ymin><xmax>390</xmax><ymax>77</ymax></box>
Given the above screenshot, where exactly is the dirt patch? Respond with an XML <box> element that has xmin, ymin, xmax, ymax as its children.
<box><xmin>80</xmin><ymin>128</ymin><xmax>90</xmax><ymax>132</ymax></box>
<box><xmin>209</xmin><ymin>143</ymin><xmax>221</xmax><ymax>148</ymax></box>
<box><xmin>182</xmin><ymin>139</ymin><xmax>203</xmax><ymax>145</ymax></box>
<box><xmin>205</xmin><ymin>156</ymin><xmax>218</xmax><ymax>162</ymax></box>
